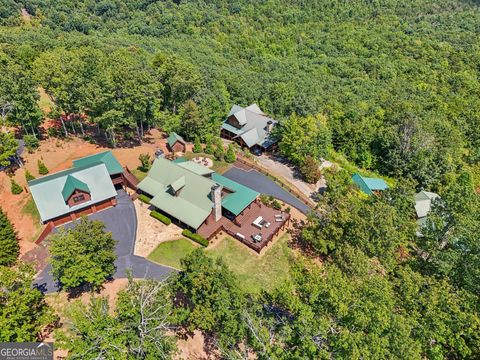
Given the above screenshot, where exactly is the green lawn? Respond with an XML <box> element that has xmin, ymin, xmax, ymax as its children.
<box><xmin>22</xmin><ymin>196</ymin><xmax>42</xmax><ymax>241</ymax></box>
<box><xmin>207</xmin><ymin>235</ymin><xmax>292</xmax><ymax>293</ymax></box>
<box><xmin>131</xmin><ymin>168</ymin><xmax>148</xmax><ymax>181</ymax></box>
<box><xmin>148</xmin><ymin>238</ymin><xmax>200</xmax><ymax>269</ymax></box>
<box><xmin>148</xmin><ymin>233</ymin><xmax>293</xmax><ymax>293</ymax></box>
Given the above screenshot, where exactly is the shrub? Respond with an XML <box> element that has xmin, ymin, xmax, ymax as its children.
<box><xmin>47</xmin><ymin>127</ymin><xmax>59</xmax><ymax>138</ymax></box>
<box><xmin>138</xmin><ymin>194</ymin><xmax>151</xmax><ymax>204</ymax></box>
<box><xmin>225</xmin><ymin>144</ymin><xmax>236</xmax><ymax>163</ymax></box>
<box><xmin>300</xmin><ymin>155</ymin><xmax>321</xmax><ymax>184</ymax></box>
<box><xmin>272</xmin><ymin>199</ymin><xmax>282</xmax><ymax>210</ymax></box>
<box><xmin>25</xmin><ymin>170</ymin><xmax>35</xmax><ymax>182</ymax></box>
<box><xmin>204</xmin><ymin>138</ymin><xmax>214</xmax><ymax>155</ymax></box>
<box><xmin>23</xmin><ymin>135</ymin><xmax>39</xmax><ymax>152</ymax></box>
<box><xmin>214</xmin><ymin>139</ymin><xmax>225</xmax><ymax>160</ymax></box>
<box><xmin>259</xmin><ymin>194</ymin><xmax>270</xmax><ymax>206</ymax></box>
<box><xmin>193</xmin><ymin>135</ymin><xmax>203</xmax><ymax>153</ymax></box>
<box><xmin>150</xmin><ymin>211</ymin><xmax>172</xmax><ymax>225</ymax></box>
<box><xmin>138</xmin><ymin>153</ymin><xmax>151</xmax><ymax>172</ymax></box>
<box><xmin>10</xmin><ymin>178</ymin><xmax>23</xmax><ymax>195</ymax></box>
<box><xmin>182</xmin><ymin>229</ymin><xmax>209</xmax><ymax>247</ymax></box>
<box><xmin>37</xmin><ymin>160</ymin><xmax>49</xmax><ymax>175</ymax></box>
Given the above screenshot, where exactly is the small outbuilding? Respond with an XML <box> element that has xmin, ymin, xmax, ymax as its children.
<box><xmin>352</xmin><ymin>173</ymin><xmax>389</xmax><ymax>195</ymax></box>
<box><xmin>415</xmin><ymin>190</ymin><xmax>440</xmax><ymax>226</ymax></box>
<box><xmin>167</xmin><ymin>132</ymin><xmax>187</xmax><ymax>153</ymax></box>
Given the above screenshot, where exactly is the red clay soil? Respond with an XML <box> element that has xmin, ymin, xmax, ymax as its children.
<box><xmin>0</xmin><ymin>129</ymin><xmax>170</xmax><ymax>256</ymax></box>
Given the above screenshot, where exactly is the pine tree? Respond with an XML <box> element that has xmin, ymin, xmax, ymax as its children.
<box><xmin>214</xmin><ymin>138</ymin><xmax>225</xmax><ymax>161</ymax></box>
<box><xmin>225</xmin><ymin>144</ymin><xmax>236</xmax><ymax>163</ymax></box>
<box><xmin>37</xmin><ymin>160</ymin><xmax>49</xmax><ymax>175</ymax></box>
<box><xmin>204</xmin><ymin>138</ymin><xmax>214</xmax><ymax>155</ymax></box>
<box><xmin>25</xmin><ymin>170</ymin><xmax>35</xmax><ymax>182</ymax></box>
<box><xmin>193</xmin><ymin>135</ymin><xmax>203</xmax><ymax>153</ymax></box>
<box><xmin>10</xmin><ymin>178</ymin><xmax>23</xmax><ymax>195</ymax></box>
<box><xmin>0</xmin><ymin>207</ymin><xmax>19</xmax><ymax>266</ymax></box>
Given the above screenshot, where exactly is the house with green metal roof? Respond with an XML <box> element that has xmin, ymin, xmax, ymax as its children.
<box><xmin>72</xmin><ymin>150</ymin><xmax>124</xmax><ymax>175</ymax></box>
<box><xmin>137</xmin><ymin>158</ymin><xmax>259</xmax><ymax>231</ymax></box>
<box><xmin>352</xmin><ymin>173</ymin><xmax>388</xmax><ymax>195</ymax></box>
<box><xmin>167</xmin><ymin>132</ymin><xmax>187</xmax><ymax>153</ymax></box>
<box><xmin>28</xmin><ymin>163</ymin><xmax>118</xmax><ymax>224</ymax></box>
<box><xmin>28</xmin><ymin>151</ymin><xmax>135</xmax><ymax>225</ymax></box>
<box><xmin>221</xmin><ymin>104</ymin><xmax>278</xmax><ymax>152</ymax></box>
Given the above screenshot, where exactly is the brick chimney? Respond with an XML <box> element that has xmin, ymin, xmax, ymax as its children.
<box><xmin>211</xmin><ymin>184</ymin><xmax>222</xmax><ymax>222</ymax></box>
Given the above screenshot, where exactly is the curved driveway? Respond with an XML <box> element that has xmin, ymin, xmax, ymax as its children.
<box><xmin>34</xmin><ymin>190</ymin><xmax>173</xmax><ymax>293</ymax></box>
<box><xmin>222</xmin><ymin>167</ymin><xmax>311</xmax><ymax>214</ymax></box>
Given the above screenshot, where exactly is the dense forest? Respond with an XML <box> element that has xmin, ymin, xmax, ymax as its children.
<box><xmin>0</xmin><ymin>0</ymin><xmax>479</xmax><ymax>358</ymax></box>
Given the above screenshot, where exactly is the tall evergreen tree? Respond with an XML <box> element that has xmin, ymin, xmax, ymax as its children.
<box><xmin>0</xmin><ymin>207</ymin><xmax>19</xmax><ymax>266</ymax></box>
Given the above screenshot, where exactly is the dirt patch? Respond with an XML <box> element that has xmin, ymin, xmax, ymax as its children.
<box><xmin>175</xmin><ymin>330</ymin><xmax>220</xmax><ymax>360</ymax></box>
<box><xmin>0</xmin><ymin>130</ymin><xmax>169</xmax><ymax>255</ymax></box>
<box><xmin>134</xmin><ymin>200</ymin><xmax>183</xmax><ymax>257</ymax></box>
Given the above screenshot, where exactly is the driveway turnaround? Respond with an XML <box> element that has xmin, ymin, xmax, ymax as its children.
<box><xmin>34</xmin><ymin>190</ymin><xmax>173</xmax><ymax>293</ymax></box>
<box><xmin>222</xmin><ymin>167</ymin><xmax>311</xmax><ymax>214</ymax></box>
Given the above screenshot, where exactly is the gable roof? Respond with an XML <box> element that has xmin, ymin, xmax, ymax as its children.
<box><xmin>61</xmin><ymin>175</ymin><xmax>90</xmax><ymax>200</ymax></box>
<box><xmin>352</xmin><ymin>173</ymin><xmax>389</xmax><ymax>195</ymax></box>
<box><xmin>73</xmin><ymin>151</ymin><xmax>123</xmax><ymax>175</ymax></box>
<box><xmin>28</xmin><ymin>163</ymin><xmax>117</xmax><ymax>222</ymax></box>
<box><xmin>177</xmin><ymin>161</ymin><xmax>215</xmax><ymax>176</ymax></box>
<box><xmin>137</xmin><ymin>158</ymin><xmax>216</xmax><ymax>229</ymax></box>
<box><xmin>212</xmin><ymin>173</ymin><xmax>259</xmax><ymax>215</ymax></box>
<box><xmin>138</xmin><ymin>158</ymin><xmax>259</xmax><ymax>228</ymax></box>
<box><xmin>222</xmin><ymin>104</ymin><xmax>277</xmax><ymax>148</ymax></box>
<box><xmin>167</xmin><ymin>132</ymin><xmax>186</xmax><ymax>148</ymax></box>
<box><xmin>414</xmin><ymin>191</ymin><xmax>440</xmax><ymax>218</ymax></box>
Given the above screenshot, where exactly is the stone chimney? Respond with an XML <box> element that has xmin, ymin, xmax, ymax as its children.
<box><xmin>266</xmin><ymin>120</ymin><xmax>274</xmax><ymax>133</ymax></box>
<box><xmin>211</xmin><ymin>184</ymin><xmax>222</xmax><ymax>222</ymax></box>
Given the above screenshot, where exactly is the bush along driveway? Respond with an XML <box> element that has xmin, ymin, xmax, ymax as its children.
<box><xmin>34</xmin><ymin>190</ymin><xmax>173</xmax><ymax>293</ymax></box>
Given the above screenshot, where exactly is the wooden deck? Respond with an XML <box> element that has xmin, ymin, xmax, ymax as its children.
<box><xmin>198</xmin><ymin>201</ymin><xmax>289</xmax><ymax>252</ymax></box>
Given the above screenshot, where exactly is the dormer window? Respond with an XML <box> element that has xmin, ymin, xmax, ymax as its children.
<box><xmin>73</xmin><ymin>194</ymin><xmax>85</xmax><ymax>203</ymax></box>
<box><xmin>62</xmin><ymin>175</ymin><xmax>91</xmax><ymax>207</ymax></box>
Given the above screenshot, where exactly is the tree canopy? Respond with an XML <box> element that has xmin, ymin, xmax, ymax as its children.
<box><xmin>49</xmin><ymin>217</ymin><xmax>116</xmax><ymax>290</ymax></box>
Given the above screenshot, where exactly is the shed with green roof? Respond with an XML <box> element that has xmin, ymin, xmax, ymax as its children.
<box><xmin>167</xmin><ymin>132</ymin><xmax>187</xmax><ymax>153</ymax></box>
<box><xmin>352</xmin><ymin>173</ymin><xmax>388</xmax><ymax>195</ymax></box>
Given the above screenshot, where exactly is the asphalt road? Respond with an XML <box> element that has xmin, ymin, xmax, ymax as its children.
<box><xmin>34</xmin><ymin>190</ymin><xmax>173</xmax><ymax>293</ymax></box>
<box><xmin>222</xmin><ymin>167</ymin><xmax>311</xmax><ymax>214</ymax></box>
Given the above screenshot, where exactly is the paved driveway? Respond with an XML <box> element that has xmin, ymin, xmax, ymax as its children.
<box><xmin>222</xmin><ymin>167</ymin><xmax>311</xmax><ymax>214</ymax></box>
<box><xmin>34</xmin><ymin>190</ymin><xmax>173</xmax><ymax>293</ymax></box>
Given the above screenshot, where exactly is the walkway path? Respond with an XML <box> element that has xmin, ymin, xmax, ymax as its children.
<box><xmin>34</xmin><ymin>190</ymin><xmax>173</xmax><ymax>293</ymax></box>
<box><xmin>222</xmin><ymin>167</ymin><xmax>311</xmax><ymax>214</ymax></box>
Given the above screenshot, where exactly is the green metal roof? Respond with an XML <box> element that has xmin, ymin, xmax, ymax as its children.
<box><xmin>137</xmin><ymin>158</ymin><xmax>216</xmax><ymax>229</ymax></box>
<box><xmin>72</xmin><ymin>151</ymin><xmax>124</xmax><ymax>175</ymax></box>
<box><xmin>352</xmin><ymin>173</ymin><xmax>388</xmax><ymax>195</ymax></box>
<box><xmin>170</xmin><ymin>176</ymin><xmax>186</xmax><ymax>192</ymax></box>
<box><xmin>211</xmin><ymin>173</ymin><xmax>259</xmax><ymax>216</ymax></box>
<box><xmin>61</xmin><ymin>175</ymin><xmax>90</xmax><ymax>201</ymax></box>
<box><xmin>28</xmin><ymin>163</ymin><xmax>117</xmax><ymax>222</ymax></box>
<box><xmin>173</xmin><ymin>157</ymin><xmax>187</xmax><ymax>163</ymax></box>
<box><xmin>221</xmin><ymin>122</ymin><xmax>243</xmax><ymax>135</ymax></box>
<box><xmin>177</xmin><ymin>161</ymin><xmax>214</xmax><ymax>176</ymax></box>
<box><xmin>167</xmin><ymin>132</ymin><xmax>186</xmax><ymax>148</ymax></box>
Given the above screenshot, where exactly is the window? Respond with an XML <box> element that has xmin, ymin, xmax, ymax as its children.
<box><xmin>73</xmin><ymin>194</ymin><xmax>85</xmax><ymax>203</ymax></box>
